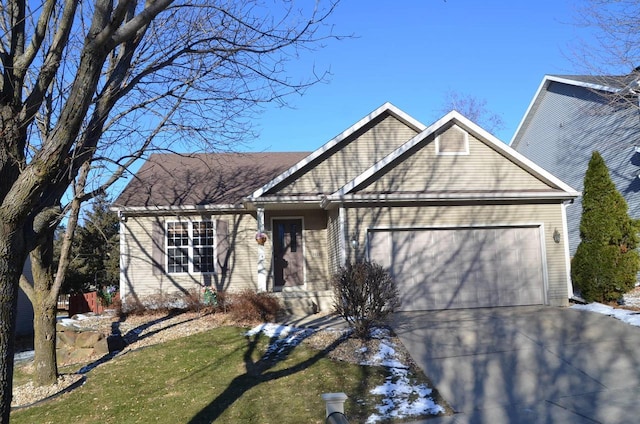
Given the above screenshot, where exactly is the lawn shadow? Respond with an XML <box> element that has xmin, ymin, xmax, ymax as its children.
<box><xmin>187</xmin><ymin>325</ymin><xmax>348</xmax><ymax>423</ymax></box>
<box><xmin>77</xmin><ymin>310</ymin><xmax>198</xmax><ymax>374</ymax></box>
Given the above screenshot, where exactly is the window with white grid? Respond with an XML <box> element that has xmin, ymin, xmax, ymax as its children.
<box><xmin>166</xmin><ymin>221</ymin><xmax>215</xmax><ymax>274</ymax></box>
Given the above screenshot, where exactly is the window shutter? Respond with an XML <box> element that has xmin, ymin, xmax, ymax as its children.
<box><xmin>151</xmin><ymin>219</ymin><xmax>165</xmax><ymax>275</ymax></box>
<box><xmin>216</xmin><ymin>219</ymin><xmax>229</xmax><ymax>275</ymax></box>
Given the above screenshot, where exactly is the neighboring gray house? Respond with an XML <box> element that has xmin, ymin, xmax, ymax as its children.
<box><xmin>511</xmin><ymin>74</ymin><xmax>640</xmax><ymax>258</ymax></box>
<box><xmin>113</xmin><ymin>103</ymin><xmax>578</xmax><ymax>313</ymax></box>
<box><xmin>17</xmin><ymin>258</ymin><xmax>35</xmax><ymax>337</ymax></box>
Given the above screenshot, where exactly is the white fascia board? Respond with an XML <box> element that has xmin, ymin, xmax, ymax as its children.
<box><xmin>249</xmin><ymin>102</ymin><xmax>426</xmax><ymax>199</ymax></box>
<box><xmin>546</xmin><ymin>75</ymin><xmax>621</xmax><ymax>94</ymax></box>
<box><xmin>335</xmin><ymin>111</ymin><xmax>459</xmax><ymax>197</ymax></box>
<box><xmin>244</xmin><ymin>195</ymin><xmax>324</xmax><ymax>204</ymax></box>
<box><xmin>509</xmin><ymin>76</ymin><xmax>550</xmax><ymax>147</ymax></box>
<box><xmin>111</xmin><ymin>204</ymin><xmax>245</xmax><ymax>214</ymax></box>
<box><xmin>324</xmin><ymin>190</ymin><xmax>580</xmax><ymax>205</ymax></box>
<box><xmin>510</xmin><ymin>75</ymin><xmax>622</xmax><ymax>147</ymax></box>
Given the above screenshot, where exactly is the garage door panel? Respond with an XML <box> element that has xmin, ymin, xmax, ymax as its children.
<box><xmin>368</xmin><ymin>231</ymin><xmax>392</xmax><ymax>269</ymax></box>
<box><xmin>391</xmin><ymin>232</ymin><xmax>415</xmax><ymax>278</ymax></box>
<box><xmin>368</xmin><ymin>227</ymin><xmax>545</xmax><ymax>311</ymax></box>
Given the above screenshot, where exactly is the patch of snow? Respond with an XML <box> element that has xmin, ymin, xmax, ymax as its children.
<box><xmin>363</xmin><ymin>331</ymin><xmax>444</xmax><ymax>422</ymax></box>
<box><xmin>621</xmin><ymin>289</ymin><xmax>640</xmax><ymax>308</ymax></box>
<box><xmin>369</xmin><ymin>327</ymin><xmax>391</xmax><ymax>339</ymax></box>
<box><xmin>247</xmin><ymin>323</ymin><xmax>444</xmax><ymax>421</ymax></box>
<box><xmin>246</xmin><ymin>323</ymin><xmax>297</xmax><ymax>338</ymax></box>
<box><xmin>246</xmin><ymin>323</ymin><xmax>315</xmax><ymax>360</ymax></box>
<box><xmin>572</xmin><ymin>302</ymin><xmax>640</xmax><ymax>326</ymax></box>
<box><xmin>14</xmin><ymin>350</ymin><xmax>34</xmax><ymax>364</ymax></box>
<box><xmin>72</xmin><ymin>314</ymin><xmax>93</xmax><ymax>320</ymax></box>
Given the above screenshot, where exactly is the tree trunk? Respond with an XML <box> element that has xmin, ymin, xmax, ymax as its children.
<box><xmin>32</xmin><ymin>296</ymin><xmax>58</xmax><ymax>386</ymax></box>
<box><xmin>0</xmin><ymin>226</ymin><xmax>26</xmax><ymax>422</ymax></box>
<box><xmin>30</xmin><ymin>232</ymin><xmax>58</xmax><ymax>386</ymax></box>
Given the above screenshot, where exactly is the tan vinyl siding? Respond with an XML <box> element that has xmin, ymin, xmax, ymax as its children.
<box><xmin>273</xmin><ymin>114</ymin><xmax>419</xmax><ymax>195</ymax></box>
<box><xmin>120</xmin><ymin>213</ymin><xmax>258</xmax><ymax>302</ymax></box>
<box><xmin>327</xmin><ymin>208</ymin><xmax>342</xmax><ymax>276</ymax></box>
<box><xmin>264</xmin><ymin>210</ymin><xmax>329</xmax><ymax>291</ymax></box>
<box><xmin>345</xmin><ymin>203</ymin><xmax>569</xmax><ymax>307</ymax></box>
<box><xmin>358</xmin><ymin>127</ymin><xmax>553</xmax><ymax>194</ymax></box>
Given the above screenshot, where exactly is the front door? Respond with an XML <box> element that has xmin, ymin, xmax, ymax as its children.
<box><xmin>273</xmin><ymin>219</ymin><xmax>304</xmax><ymax>288</ymax></box>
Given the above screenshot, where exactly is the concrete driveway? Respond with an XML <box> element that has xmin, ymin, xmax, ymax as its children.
<box><xmin>390</xmin><ymin>306</ymin><xmax>640</xmax><ymax>424</ymax></box>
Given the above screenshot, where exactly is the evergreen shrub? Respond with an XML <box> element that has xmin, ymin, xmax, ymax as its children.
<box><xmin>572</xmin><ymin>151</ymin><xmax>640</xmax><ymax>302</ymax></box>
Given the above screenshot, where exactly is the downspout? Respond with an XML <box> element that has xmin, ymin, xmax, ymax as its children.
<box><xmin>256</xmin><ymin>206</ymin><xmax>267</xmax><ymax>292</ymax></box>
<box><xmin>561</xmin><ymin>201</ymin><xmax>574</xmax><ymax>299</ymax></box>
<box><xmin>118</xmin><ymin>212</ymin><xmax>128</xmax><ymax>307</ymax></box>
<box><xmin>338</xmin><ymin>206</ymin><xmax>347</xmax><ymax>267</ymax></box>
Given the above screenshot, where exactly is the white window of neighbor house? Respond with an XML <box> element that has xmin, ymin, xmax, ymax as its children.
<box><xmin>435</xmin><ymin>125</ymin><xmax>469</xmax><ymax>155</ymax></box>
<box><xmin>166</xmin><ymin>221</ymin><xmax>215</xmax><ymax>274</ymax></box>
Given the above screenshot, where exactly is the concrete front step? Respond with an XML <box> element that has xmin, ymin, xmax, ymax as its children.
<box><xmin>273</xmin><ymin>290</ymin><xmax>334</xmax><ymax>315</ymax></box>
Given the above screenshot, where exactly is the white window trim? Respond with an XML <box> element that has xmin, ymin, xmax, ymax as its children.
<box><xmin>435</xmin><ymin>125</ymin><xmax>470</xmax><ymax>156</ymax></box>
<box><xmin>165</xmin><ymin>220</ymin><xmax>217</xmax><ymax>275</ymax></box>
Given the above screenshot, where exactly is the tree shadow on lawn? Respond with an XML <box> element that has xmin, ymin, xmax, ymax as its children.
<box><xmin>77</xmin><ymin>309</ymin><xmax>198</xmax><ymax>373</ymax></box>
<box><xmin>188</xmin><ymin>326</ymin><xmax>349</xmax><ymax>424</ymax></box>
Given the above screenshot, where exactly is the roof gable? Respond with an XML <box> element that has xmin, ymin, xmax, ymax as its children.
<box><xmin>332</xmin><ymin>111</ymin><xmax>579</xmax><ymax>200</ymax></box>
<box><xmin>249</xmin><ymin>102</ymin><xmax>426</xmax><ymax>199</ymax></box>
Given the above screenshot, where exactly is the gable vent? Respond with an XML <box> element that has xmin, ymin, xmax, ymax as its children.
<box><xmin>436</xmin><ymin>125</ymin><xmax>469</xmax><ymax>155</ymax></box>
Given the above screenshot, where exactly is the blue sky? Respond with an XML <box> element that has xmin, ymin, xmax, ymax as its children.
<box><xmin>250</xmin><ymin>0</ymin><xmax>589</xmax><ymax>151</ymax></box>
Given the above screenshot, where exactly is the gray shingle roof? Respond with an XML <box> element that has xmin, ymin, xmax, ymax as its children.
<box><xmin>114</xmin><ymin>152</ymin><xmax>310</xmax><ymax>208</ymax></box>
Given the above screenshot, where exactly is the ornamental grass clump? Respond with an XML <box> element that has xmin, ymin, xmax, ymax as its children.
<box><xmin>332</xmin><ymin>261</ymin><xmax>400</xmax><ymax>339</ymax></box>
<box><xmin>227</xmin><ymin>289</ymin><xmax>282</xmax><ymax>322</ymax></box>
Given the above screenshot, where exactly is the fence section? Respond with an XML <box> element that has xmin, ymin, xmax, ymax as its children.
<box><xmin>68</xmin><ymin>292</ymin><xmax>119</xmax><ymax>316</ymax></box>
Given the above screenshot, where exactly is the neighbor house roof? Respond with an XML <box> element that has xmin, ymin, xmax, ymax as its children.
<box><xmin>547</xmin><ymin>74</ymin><xmax>639</xmax><ymax>92</ymax></box>
<box><xmin>113</xmin><ymin>152</ymin><xmax>310</xmax><ymax>211</ymax></box>
<box><xmin>511</xmin><ymin>73</ymin><xmax>640</xmax><ymax>147</ymax></box>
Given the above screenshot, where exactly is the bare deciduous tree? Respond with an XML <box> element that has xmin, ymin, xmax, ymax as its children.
<box><xmin>570</xmin><ymin>0</ymin><xmax>640</xmax><ymax>107</ymax></box>
<box><xmin>0</xmin><ymin>0</ymin><xmax>341</xmax><ymax>418</ymax></box>
<box><xmin>573</xmin><ymin>1</ymin><xmax>640</xmax><ymax>74</ymax></box>
<box><xmin>438</xmin><ymin>89</ymin><xmax>505</xmax><ymax>136</ymax></box>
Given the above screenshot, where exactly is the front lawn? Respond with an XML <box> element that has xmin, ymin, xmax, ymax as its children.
<box><xmin>11</xmin><ymin>325</ymin><xmax>442</xmax><ymax>423</ymax></box>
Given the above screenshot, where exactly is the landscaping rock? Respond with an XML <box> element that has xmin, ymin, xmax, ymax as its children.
<box><xmin>56</xmin><ymin>315</ymin><xmax>125</xmax><ymax>365</ymax></box>
<box><xmin>75</xmin><ymin>331</ymin><xmax>103</xmax><ymax>348</ymax></box>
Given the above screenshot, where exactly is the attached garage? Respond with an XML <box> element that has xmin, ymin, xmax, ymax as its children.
<box><xmin>368</xmin><ymin>226</ymin><xmax>547</xmax><ymax>311</ymax></box>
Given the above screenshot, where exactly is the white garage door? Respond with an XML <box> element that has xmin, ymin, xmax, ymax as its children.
<box><xmin>368</xmin><ymin>227</ymin><xmax>545</xmax><ymax>311</ymax></box>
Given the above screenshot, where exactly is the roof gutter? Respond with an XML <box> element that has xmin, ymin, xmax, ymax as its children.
<box><xmin>322</xmin><ymin>191</ymin><xmax>581</xmax><ymax>208</ymax></box>
<box><xmin>243</xmin><ymin>195</ymin><xmax>325</xmax><ymax>210</ymax></box>
<box><xmin>109</xmin><ymin>203</ymin><xmax>245</xmax><ymax>216</ymax></box>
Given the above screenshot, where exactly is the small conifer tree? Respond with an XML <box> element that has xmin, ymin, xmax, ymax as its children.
<box><xmin>572</xmin><ymin>151</ymin><xmax>640</xmax><ymax>302</ymax></box>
